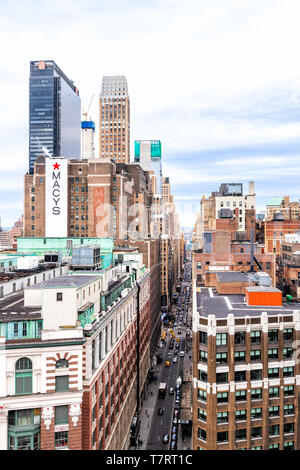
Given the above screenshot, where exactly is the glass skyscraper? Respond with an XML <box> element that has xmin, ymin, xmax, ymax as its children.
<box><xmin>29</xmin><ymin>60</ymin><xmax>81</xmax><ymax>173</ymax></box>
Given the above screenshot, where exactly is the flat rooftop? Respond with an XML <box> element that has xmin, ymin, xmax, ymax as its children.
<box><xmin>196</xmin><ymin>287</ymin><xmax>300</xmax><ymax>319</ymax></box>
<box><xmin>27</xmin><ymin>274</ymin><xmax>101</xmax><ymax>289</ymax></box>
<box><xmin>0</xmin><ymin>291</ymin><xmax>41</xmax><ymax>321</ymax></box>
<box><xmin>216</xmin><ymin>272</ymin><xmax>251</xmax><ymax>283</ymax></box>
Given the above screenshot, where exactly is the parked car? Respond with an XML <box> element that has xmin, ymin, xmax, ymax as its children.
<box><xmin>158</xmin><ymin>408</ymin><xmax>164</xmax><ymax>415</ymax></box>
<box><xmin>174</xmin><ymin>410</ymin><xmax>179</xmax><ymax>417</ymax></box>
<box><xmin>172</xmin><ymin>426</ymin><xmax>177</xmax><ymax>434</ymax></box>
<box><xmin>169</xmin><ymin>387</ymin><xmax>174</xmax><ymax>395</ymax></box>
<box><xmin>174</xmin><ymin>401</ymin><xmax>180</xmax><ymax>410</ymax></box>
<box><xmin>170</xmin><ymin>440</ymin><xmax>177</xmax><ymax>450</ymax></box>
<box><xmin>163</xmin><ymin>434</ymin><xmax>169</xmax><ymax>443</ymax></box>
<box><xmin>173</xmin><ymin>417</ymin><xmax>178</xmax><ymax>425</ymax></box>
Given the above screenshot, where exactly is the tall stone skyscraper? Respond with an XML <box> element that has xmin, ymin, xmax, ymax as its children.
<box><xmin>29</xmin><ymin>60</ymin><xmax>81</xmax><ymax>174</ymax></box>
<box><xmin>99</xmin><ymin>76</ymin><xmax>130</xmax><ymax>163</ymax></box>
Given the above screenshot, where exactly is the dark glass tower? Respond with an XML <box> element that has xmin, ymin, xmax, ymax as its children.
<box><xmin>29</xmin><ymin>60</ymin><xmax>81</xmax><ymax>174</ymax></box>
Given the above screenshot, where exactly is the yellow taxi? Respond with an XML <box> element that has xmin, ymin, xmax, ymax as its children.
<box><xmin>176</xmin><ymin>338</ymin><xmax>180</xmax><ymax>343</ymax></box>
<box><xmin>165</xmin><ymin>361</ymin><xmax>170</xmax><ymax>367</ymax></box>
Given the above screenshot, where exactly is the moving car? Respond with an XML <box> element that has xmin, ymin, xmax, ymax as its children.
<box><xmin>180</xmin><ymin>351</ymin><xmax>185</xmax><ymax>357</ymax></box>
<box><xmin>165</xmin><ymin>361</ymin><xmax>170</xmax><ymax>367</ymax></box>
<box><xmin>173</xmin><ymin>357</ymin><xmax>177</xmax><ymax>363</ymax></box>
<box><xmin>163</xmin><ymin>434</ymin><xmax>169</xmax><ymax>443</ymax></box>
<box><xmin>158</xmin><ymin>408</ymin><xmax>164</xmax><ymax>415</ymax></box>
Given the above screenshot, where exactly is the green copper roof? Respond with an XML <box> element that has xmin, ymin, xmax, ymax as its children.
<box><xmin>267</xmin><ymin>197</ymin><xmax>283</xmax><ymax>206</ymax></box>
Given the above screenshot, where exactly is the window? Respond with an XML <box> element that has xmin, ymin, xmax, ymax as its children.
<box><xmin>56</xmin><ymin>359</ymin><xmax>69</xmax><ymax>369</ymax></box>
<box><xmin>235</xmin><ymin>331</ymin><xmax>246</xmax><ymax>344</ymax></box>
<box><xmin>198</xmin><ymin>389</ymin><xmax>207</xmax><ymax>402</ymax></box>
<box><xmin>284</xmin><ymin>404</ymin><xmax>294</xmax><ymax>415</ymax></box>
<box><xmin>250</xmin><ymin>331</ymin><xmax>261</xmax><ymax>344</ymax></box>
<box><xmin>268</xmin><ymin>368</ymin><xmax>279</xmax><ymax>379</ymax></box>
<box><xmin>283</xmin><ymin>347</ymin><xmax>293</xmax><ymax>358</ymax></box>
<box><xmin>198</xmin><ymin>409</ymin><xmax>207</xmax><ymax>422</ymax></box>
<box><xmin>283</xmin><ymin>441</ymin><xmax>294</xmax><ymax>450</ymax></box>
<box><xmin>236</xmin><ymin>390</ymin><xmax>247</xmax><ymax>401</ymax></box>
<box><xmin>283</xmin><ymin>328</ymin><xmax>293</xmax><ymax>341</ymax></box>
<box><xmin>236</xmin><ymin>429</ymin><xmax>247</xmax><ymax>440</ymax></box>
<box><xmin>269</xmin><ymin>386</ymin><xmax>279</xmax><ymax>398</ymax></box>
<box><xmin>217</xmin><ymin>392</ymin><xmax>228</xmax><ymax>403</ymax></box>
<box><xmin>199</xmin><ymin>370</ymin><xmax>207</xmax><ymax>382</ymax></box>
<box><xmin>251</xmin><ymin>427</ymin><xmax>262</xmax><ymax>438</ymax></box>
<box><xmin>199</xmin><ymin>331</ymin><xmax>207</xmax><ymax>344</ymax></box>
<box><xmin>56</xmin><ymin>292</ymin><xmax>63</xmax><ymax>302</ymax></box>
<box><xmin>15</xmin><ymin>357</ymin><xmax>32</xmax><ymax>395</ymax></box>
<box><xmin>269</xmin><ymin>443</ymin><xmax>279</xmax><ymax>450</ymax></box>
<box><xmin>198</xmin><ymin>428</ymin><xmax>206</xmax><ymax>441</ymax></box>
<box><xmin>269</xmin><ymin>406</ymin><xmax>279</xmax><ymax>417</ymax></box>
<box><xmin>251</xmin><ymin>408</ymin><xmax>262</xmax><ymax>419</ymax></box>
<box><xmin>251</xmin><ymin>446</ymin><xmax>262</xmax><ymax>450</ymax></box>
<box><xmin>216</xmin><ymin>333</ymin><xmax>227</xmax><ymax>346</ymax></box>
<box><xmin>283</xmin><ymin>367</ymin><xmax>294</xmax><ymax>377</ymax></box>
<box><xmin>55</xmin><ymin>431</ymin><xmax>68</xmax><ymax>448</ymax></box>
<box><xmin>268</xmin><ymin>348</ymin><xmax>278</xmax><ymax>359</ymax></box>
<box><xmin>236</xmin><ymin>409</ymin><xmax>246</xmax><ymax>421</ymax></box>
<box><xmin>269</xmin><ymin>424</ymin><xmax>280</xmax><ymax>436</ymax></box>
<box><xmin>268</xmin><ymin>329</ymin><xmax>278</xmax><ymax>342</ymax></box>
<box><xmin>250</xmin><ymin>369</ymin><xmax>262</xmax><ymax>381</ymax></box>
<box><xmin>55</xmin><ymin>406</ymin><xmax>68</xmax><ymax>425</ymax></box>
<box><xmin>216</xmin><ymin>352</ymin><xmax>227</xmax><ymax>364</ymax></box>
<box><xmin>216</xmin><ymin>372</ymin><xmax>228</xmax><ymax>384</ymax></box>
<box><xmin>284</xmin><ymin>385</ymin><xmax>294</xmax><ymax>396</ymax></box>
<box><xmin>235</xmin><ymin>371</ymin><xmax>246</xmax><ymax>382</ymax></box>
<box><xmin>235</xmin><ymin>351</ymin><xmax>245</xmax><ymax>362</ymax></box>
<box><xmin>55</xmin><ymin>376</ymin><xmax>69</xmax><ymax>392</ymax></box>
<box><xmin>217</xmin><ymin>431</ymin><xmax>228</xmax><ymax>443</ymax></box>
<box><xmin>251</xmin><ymin>388</ymin><xmax>262</xmax><ymax>400</ymax></box>
<box><xmin>250</xmin><ymin>350</ymin><xmax>261</xmax><ymax>361</ymax></box>
<box><xmin>284</xmin><ymin>423</ymin><xmax>294</xmax><ymax>434</ymax></box>
<box><xmin>199</xmin><ymin>350</ymin><xmax>207</xmax><ymax>362</ymax></box>
<box><xmin>217</xmin><ymin>411</ymin><xmax>228</xmax><ymax>423</ymax></box>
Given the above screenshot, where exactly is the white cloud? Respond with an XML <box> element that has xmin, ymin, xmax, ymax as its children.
<box><xmin>2</xmin><ymin>0</ymin><xmax>300</xmax><ymax>226</ymax></box>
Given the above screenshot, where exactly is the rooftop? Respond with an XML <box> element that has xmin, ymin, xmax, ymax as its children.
<box><xmin>0</xmin><ymin>291</ymin><xmax>41</xmax><ymax>321</ymax></box>
<box><xmin>27</xmin><ymin>274</ymin><xmax>100</xmax><ymax>289</ymax></box>
<box><xmin>196</xmin><ymin>287</ymin><xmax>299</xmax><ymax>319</ymax></box>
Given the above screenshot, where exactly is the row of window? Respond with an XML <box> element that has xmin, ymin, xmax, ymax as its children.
<box><xmin>198</xmin><ymin>404</ymin><xmax>294</xmax><ymax>423</ymax></box>
<box><xmin>198</xmin><ymin>422</ymin><xmax>295</xmax><ymax>443</ymax></box>
<box><xmin>200</xmin><ymin>329</ymin><xmax>293</xmax><ymax>346</ymax></box>
<box><xmin>198</xmin><ymin>367</ymin><xmax>295</xmax><ymax>383</ymax></box>
<box><xmin>198</xmin><ymin>385</ymin><xmax>294</xmax><ymax>402</ymax></box>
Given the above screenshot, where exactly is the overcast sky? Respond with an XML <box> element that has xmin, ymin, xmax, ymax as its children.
<box><xmin>1</xmin><ymin>0</ymin><xmax>300</xmax><ymax>228</ymax></box>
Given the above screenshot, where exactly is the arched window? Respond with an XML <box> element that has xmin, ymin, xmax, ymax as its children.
<box><xmin>55</xmin><ymin>359</ymin><xmax>69</xmax><ymax>369</ymax></box>
<box><xmin>15</xmin><ymin>357</ymin><xmax>32</xmax><ymax>395</ymax></box>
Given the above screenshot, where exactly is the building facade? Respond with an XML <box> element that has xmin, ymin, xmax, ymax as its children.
<box><xmin>192</xmin><ymin>270</ymin><xmax>299</xmax><ymax>450</ymax></box>
<box><xmin>29</xmin><ymin>60</ymin><xmax>81</xmax><ymax>174</ymax></box>
<box><xmin>99</xmin><ymin>76</ymin><xmax>130</xmax><ymax>163</ymax></box>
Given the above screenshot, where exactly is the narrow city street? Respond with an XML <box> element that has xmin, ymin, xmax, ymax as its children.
<box><xmin>132</xmin><ymin>259</ymin><xmax>192</xmax><ymax>451</ymax></box>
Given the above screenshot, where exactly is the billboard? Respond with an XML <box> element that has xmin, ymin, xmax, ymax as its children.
<box><xmin>45</xmin><ymin>158</ymin><xmax>68</xmax><ymax>237</ymax></box>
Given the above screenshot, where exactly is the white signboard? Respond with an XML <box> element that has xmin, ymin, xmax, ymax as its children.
<box><xmin>45</xmin><ymin>158</ymin><xmax>68</xmax><ymax>237</ymax></box>
<box><xmin>208</xmin><ymin>266</ymin><xmax>230</xmax><ymax>271</ymax></box>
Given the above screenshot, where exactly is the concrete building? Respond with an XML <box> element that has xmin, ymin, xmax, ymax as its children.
<box><xmin>99</xmin><ymin>76</ymin><xmax>130</xmax><ymax>163</ymax></box>
<box><xmin>0</xmin><ymin>248</ymin><xmax>151</xmax><ymax>450</ymax></box>
<box><xmin>81</xmin><ymin>121</ymin><xmax>95</xmax><ymax>160</ymax></box>
<box><xmin>134</xmin><ymin>140</ymin><xmax>162</xmax><ymax>197</ymax></box>
<box><xmin>192</xmin><ymin>270</ymin><xmax>299</xmax><ymax>450</ymax></box>
<box><xmin>266</xmin><ymin>196</ymin><xmax>300</xmax><ymax>221</ymax></box>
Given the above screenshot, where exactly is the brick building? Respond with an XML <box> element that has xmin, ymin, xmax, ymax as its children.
<box><xmin>192</xmin><ymin>270</ymin><xmax>299</xmax><ymax>450</ymax></box>
<box><xmin>0</xmin><ymin>249</ymin><xmax>151</xmax><ymax>450</ymax></box>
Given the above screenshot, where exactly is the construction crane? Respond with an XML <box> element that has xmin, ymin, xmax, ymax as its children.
<box><xmin>82</xmin><ymin>93</ymin><xmax>95</xmax><ymax>121</ymax></box>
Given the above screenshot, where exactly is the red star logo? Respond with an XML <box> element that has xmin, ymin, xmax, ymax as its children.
<box><xmin>52</xmin><ymin>162</ymin><xmax>60</xmax><ymax>170</ymax></box>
